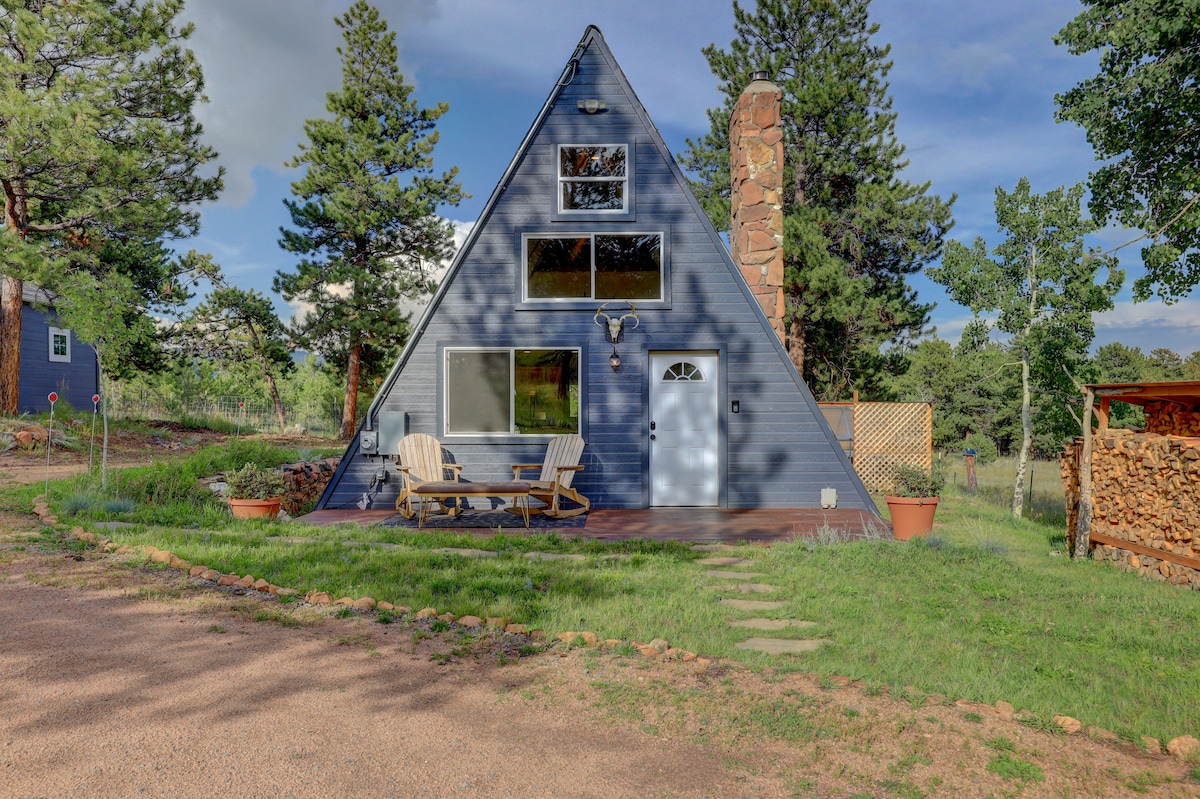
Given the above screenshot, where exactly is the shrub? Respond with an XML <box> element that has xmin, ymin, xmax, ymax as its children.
<box><xmin>223</xmin><ymin>463</ymin><xmax>286</xmax><ymax>500</ymax></box>
<box><xmin>889</xmin><ymin>463</ymin><xmax>946</xmax><ymax>498</ymax></box>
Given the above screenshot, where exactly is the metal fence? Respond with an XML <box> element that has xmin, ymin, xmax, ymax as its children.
<box><xmin>108</xmin><ymin>390</ymin><xmax>355</xmax><ymax>436</ymax></box>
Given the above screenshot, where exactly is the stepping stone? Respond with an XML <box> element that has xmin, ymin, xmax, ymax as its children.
<box><xmin>728</xmin><ymin>618</ymin><xmax>819</xmax><ymax>630</ymax></box>
<box><xmin>434</xmin><ymin>547</ymin><xmax>498</xmax><ymax>558</ymax></box>
<box><xmin>735</xmin><ymin>638</ymin><xmax>827</xmax><ymax>655</ymax></box>
<box><xmin>696</xmin><ymin>557</ymin><xmax>751</xmax><ymax>567</ymax></box>
<box><xmin>719</xmin><ymin>583</ymin><xmax>777</xmax><ymax>594</ymax></box>
<box><xmin>705</xmin><ymin>570</ymin><xmax>765</xmax><ymax>580</ymax></box>
<box><xmin>720</xmin><ymin>599</ymin><xmax>787</xmax><ymax>611</ymax></box>
<box><xmin>524</xmin><ymin>552</ymin><xmax>587</xmax><ymax>561</ymax></box>
<box><xmin>691</xmin><ymin>544</ymin><xmax>738</xmax><ymax>552</ymax></box>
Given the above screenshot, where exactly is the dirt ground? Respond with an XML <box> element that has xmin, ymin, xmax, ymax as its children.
<box><xmin>1</xmin><ymin>437</ymin><xmax>1198</xmax><ymax>798</ymax></box>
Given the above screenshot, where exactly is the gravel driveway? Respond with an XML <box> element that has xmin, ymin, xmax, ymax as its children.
<box><xmin>0</xmin><ymin>550</ymin><xmax>748</xmax><ymax>799</ymax></box>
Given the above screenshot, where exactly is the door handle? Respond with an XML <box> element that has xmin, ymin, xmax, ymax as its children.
<box><xmin>650</xmin><ymin>421</ymin><xmax>656</xmax><ymax>430</ymax></box>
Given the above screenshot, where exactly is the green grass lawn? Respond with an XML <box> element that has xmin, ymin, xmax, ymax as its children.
<box><xmin>6</xmin><ymin>442</ymin><xmax>1200</xmax><ymax>745</ymax></box>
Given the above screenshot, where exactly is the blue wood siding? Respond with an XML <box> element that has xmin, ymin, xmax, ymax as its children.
<box><xmin>318</xmin><ymin>28</ymin><xmax>876</xmax><ymax>514</ymax></box>
<box><xmin>18</xmin><ymin>304</ymin><xmax>99</xmax><ymax>414</ymax></box>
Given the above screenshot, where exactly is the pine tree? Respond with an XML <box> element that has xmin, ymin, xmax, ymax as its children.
<box><xmin>176</xmin><ymin>269</ymin><xmax>294</xmax><ymax>429</ymax></box>
<box><xmin>274</xmin><ymin>1</ymin><xmax>463</xmax><ymax>440</ymax></box>
<box><xmin>0</xmin><ymin>0</ymin><xmax>222</xmax><ymax>414</ymax></box>
<box><xmin>681</xmin><ymin>0</ymin><xmax>954</xmax><ymax>399</ymax></box>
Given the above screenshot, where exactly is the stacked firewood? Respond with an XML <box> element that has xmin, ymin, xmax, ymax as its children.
<box><xmin>1145</xmin><ymin>401</ymin><xmax>1200</xmax><ymax>436</ymax></box>
<box><xmin>1090</xmin><ymin>430</ymin><xmax>1200</xmax><ymax>551</ymax></box>
<box><xmin>1093</xmin><ymin>543</ymin><xmax>1200</xmax><ymax>589</ymax></box>
<box><xmin>280</xmin><ymin>458</ymin><xmax>341</xmax><ymax>515</ymax></box>
<box><xmin>1060</xmin><ymin>441</ymin><xmax>1082</xmax><ymax>539</ymax></box>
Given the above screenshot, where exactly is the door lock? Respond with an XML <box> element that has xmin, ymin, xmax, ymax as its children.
<box><xmin>650</xmin><ymin>434</ymin><xmax>656</xmax><ymax>441</ymax></box>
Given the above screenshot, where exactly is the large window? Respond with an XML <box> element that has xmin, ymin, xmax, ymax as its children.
<box><xmin>48</xmin><ymin>327</ymin><xmax>71</xmax><ymax>363</ymax></box>
<box><xmin>445</xmin><ymin>348</ymin><xmax>580</xmax><ymax>435</ymax></box>
<box><xmin>525</xmin><ymin>233</ymin><xmax>662</xmax><ymax>301</ymax></box>
<box><xmin>558</xmin><ymin>144</ymin><xmax>627</xmax><ymax>213</ymax></box>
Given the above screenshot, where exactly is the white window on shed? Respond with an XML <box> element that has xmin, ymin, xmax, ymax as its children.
<box><xmin>48</xmin><ymin>327</ymin><xmax>71</xmax><ymax>363</ymax></box>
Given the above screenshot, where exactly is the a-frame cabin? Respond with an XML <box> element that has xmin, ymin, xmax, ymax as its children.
<box><xmin>315</xmin><ymin>25</ymin><xmax>877</xmax><ymax>515</ymax></box>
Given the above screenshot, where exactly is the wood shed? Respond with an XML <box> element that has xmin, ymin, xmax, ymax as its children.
<box><xmin>1061</xmin><ymin>381</ymin><xmax>1200</xmax><ymax>588</ymax></box>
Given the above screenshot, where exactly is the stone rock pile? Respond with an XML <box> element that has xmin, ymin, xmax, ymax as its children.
<box><xmin>279</xmin><ymin>457</ymin><xmax>341</xmax><ymax>514</ymax></box>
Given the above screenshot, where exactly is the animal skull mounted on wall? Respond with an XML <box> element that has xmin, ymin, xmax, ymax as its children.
<box><xmin>594</xmin><ymin>301</ymin><xmax>639</xmax><ymax>344</ymax></box>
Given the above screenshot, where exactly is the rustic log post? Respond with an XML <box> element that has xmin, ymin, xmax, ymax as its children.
<box><xmin>1072</xmin><ymin>387</ymin><xmax>1095</xmax><ymax>560</ymax></box>
<box><xmin>965</xmin><ymin>452</ymin><xmax>977</xmax><ymax>492</ymax></box>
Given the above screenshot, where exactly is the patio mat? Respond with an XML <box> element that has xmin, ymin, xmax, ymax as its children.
<box><xmin>379</xmin><ymin>510</ymin><xmax>588</xmax><ymax>530</ymax></box>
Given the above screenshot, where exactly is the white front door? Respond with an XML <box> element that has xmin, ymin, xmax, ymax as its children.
<box><xmin>649</xmin><ymin>352</ymin><xmax>719</xmax><ymax>506</ymax></box>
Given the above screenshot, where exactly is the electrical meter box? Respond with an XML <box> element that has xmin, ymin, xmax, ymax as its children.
<box><xmin>374</xmin><ymin>412</ymin><xmax>409</xmax><ymax>457</ymax></box>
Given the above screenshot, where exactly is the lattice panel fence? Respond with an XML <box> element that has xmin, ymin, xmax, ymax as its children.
<box><xmin>849</xmin><ymin>402</ymin><xmax>932</xmax><ymax>491</ymax></box>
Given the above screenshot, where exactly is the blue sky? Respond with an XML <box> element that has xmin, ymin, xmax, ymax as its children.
<box><xmin>178</xmin><ymin>0</ymin><xmax>1200</xmax><ymax>357</ymax></box>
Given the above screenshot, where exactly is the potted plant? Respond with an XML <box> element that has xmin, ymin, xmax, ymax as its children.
<box><xmin>885</xmin><ymin>463</ymin><xmax>945</xmax><ymax>541</ymax></box>
<box><xmin>224</xmin><ymin>462</ymin><xmax>287</xmax><ymax>520</ymax></box>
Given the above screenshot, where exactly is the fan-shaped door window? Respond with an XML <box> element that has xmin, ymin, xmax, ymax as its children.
<box><xmin>662</xmin><ymin>361</ymin><xmax>704</xmax><ymax>382</ymax></box>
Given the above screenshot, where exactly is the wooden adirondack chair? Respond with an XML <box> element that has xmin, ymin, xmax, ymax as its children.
<box><xmin>395</xmin><ymin>434</ymin><xmax>464</xmax><ymax>519</ymax></box>
<box><xmin>511</xmin><ymin>434</ymin><xmax>590</xmax><ymax>518</ymax></box>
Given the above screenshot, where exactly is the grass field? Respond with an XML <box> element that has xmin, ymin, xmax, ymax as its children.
<box><xmin>6</xmin><ymin>441</ymin><xmax>1200</xmax><ymax>745</ymax></box>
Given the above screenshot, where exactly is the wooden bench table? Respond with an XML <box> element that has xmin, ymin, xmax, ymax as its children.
<box><xmin>411</xmin><ymin>481</ymin><xmax>532</xmax><ymax>528</ymax></box>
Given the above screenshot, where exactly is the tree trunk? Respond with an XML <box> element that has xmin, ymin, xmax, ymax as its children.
<box><xmin>1012</xmin><ymin>351</ymin><xmax>1032</xmax><ymax>519</ymax></box>
<box><xmin>1073</xmin><ymin>387</ymin><xmax>1096</xmax><ymax>559</ymax></box>
<box><xmin>239</xmin><ymin>313</ymin><xmax>288</xmax><ymax>429</ymax></box>
<box><xmin>339</xmin><ymin>338</ymin><xmax>361</xmax><ymax>440</ymax></box>
<box><xmin>265</xmin><ymin>372</ymin><xmax>287</xmax><ymax>430</ymax></box>
<box><xmin>787</xmin><ymin>313</ymin><xmax>806</xmax><ymax>379</ymax></box>
<box><xmin>99</xmin><ymin>356</ymin><xmax>109</xmax><ymax>491</ymax></box>
<box><xmin>0</xmin><ymin>274</ymin><xmax>21</xmax><ymax>415</ymax></box>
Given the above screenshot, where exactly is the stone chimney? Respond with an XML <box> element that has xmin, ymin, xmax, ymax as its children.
<box><xmin>729</xmin><ymin>71</ymin><xmax>785</xmax><ymax>345</ymax></box>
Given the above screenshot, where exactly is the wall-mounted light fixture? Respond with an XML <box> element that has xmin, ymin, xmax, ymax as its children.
<box><xmin>595</xmin><ymin>301</ymin><xmax>638</xmax><ymax>372</ymax></box>
<box><xmin>577</xmin><ymin>98</ymin><xmax>607</xmax><ymax>114</ymax></box>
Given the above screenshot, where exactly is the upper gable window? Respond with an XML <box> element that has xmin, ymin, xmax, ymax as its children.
<box><xmin>558</xmin><ymin>145</ymin><xmax>629</xmax><ymax>214</ymax></box>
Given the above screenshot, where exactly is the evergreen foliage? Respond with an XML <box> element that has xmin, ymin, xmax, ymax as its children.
<box><xmin>175</xmin><ymin>258</ymin><xmax>294</xmax><ymax>428</ymax></box>
<box><xmin>0</xmin><ymin>0</ymin><xmax>222</xmax><ymax>414</ymax></box>
<box><xmin>680</xmin><ymin>0</ymin><xmax>954</xmax><ymax>399</ymax></box>
<box><xmin>888</xmin><ymin>326</ymin><xmax>1021</xmax><ymax>454</ymax></box>
<box><xmin>1055</xmin><ymin>0</ymin><xmax>1200</xmax><ymax>301</ymax></box>
<box><xmin>274</xmin><ymin>1</ymin><xmax>463</xmax><ymax>439</ymax></box>
<box><xmin>927</xmin><ymin>178</ymin><xmax>1122</xmax><ymax>517</ymax></box>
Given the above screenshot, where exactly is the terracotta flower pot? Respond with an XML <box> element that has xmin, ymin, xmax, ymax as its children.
<box><xmin>227</xmin><ymin>497</ymin><xmax>282</xmax><ymax>520</ymax></box>
<box><xmin>885</xmin><ymin>495</ymin><xmax>939</xmax><ymax>541</ymax></box>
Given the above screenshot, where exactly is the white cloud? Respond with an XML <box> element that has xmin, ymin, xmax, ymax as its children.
<box><xmin>182</xmin><ymin>0</ymin><xmax>438</xmax><ymax>207</ymax></box>
<box><xmin>1096</xmin><ymin>299</ymin><xmax>1200</xmax><ymax>333</ymax></box>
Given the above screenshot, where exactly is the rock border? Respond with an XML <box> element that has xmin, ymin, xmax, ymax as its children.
<box><xmin>32</xmin><ymin>496</ymin><xmax>1200</xmax><ymax>759</ymax></box>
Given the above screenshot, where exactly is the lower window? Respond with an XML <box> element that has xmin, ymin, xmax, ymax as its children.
<box><xmin>445</xmin><ymin>348</ymin><xmax>579</xmax><ymax>435</ymax></box>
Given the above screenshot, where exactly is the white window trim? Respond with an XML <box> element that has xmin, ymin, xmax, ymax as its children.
<box><xmin>443</xmin><ymin>346</ymin><xmax>582</xmax><ymax>437</ymax></box>
<box><xmin>521</xmin><ymin>231</ymin><xmax>665</xmax><ymax>303</ymax></box>
<box><xmin>48</xmin><ymin>326</ymin><xmax>71</xmax><ymax>363</ymax></box>
<box><xmin>556</xmin><ymin>143</ymin><xmax>629</xmax><ymax>215</ymax></box>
